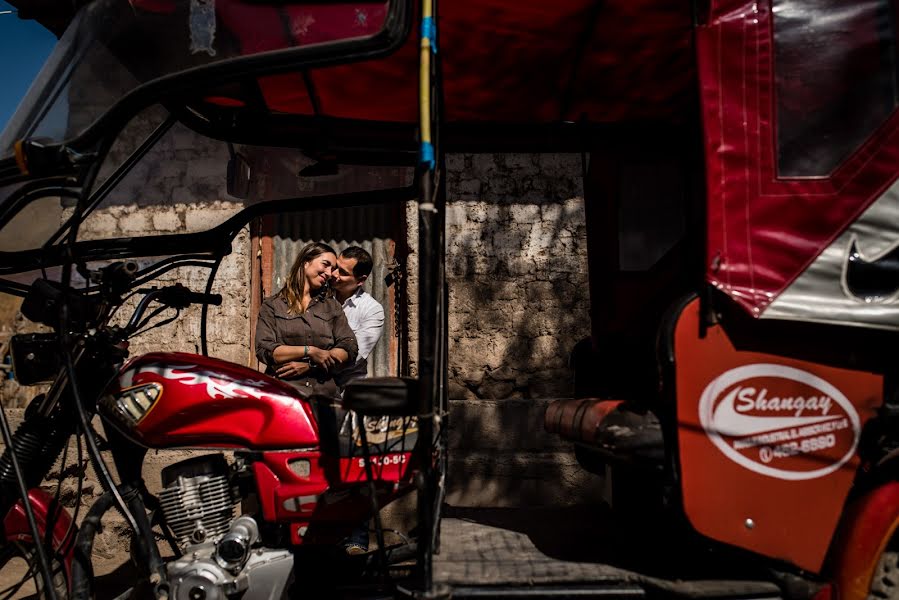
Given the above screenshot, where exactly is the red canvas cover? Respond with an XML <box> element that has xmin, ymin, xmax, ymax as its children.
<box><xmin>698</xmin><ymin>0</ymin><xmax>899</xmax><ymax>326</ymax></box>
<box><xmin>217</xmin><ymin>0</ymin><xmax>694</xmax><ymax>125</ymax></box>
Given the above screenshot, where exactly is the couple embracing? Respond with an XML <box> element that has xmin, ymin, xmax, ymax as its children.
<box><xmin>255</xmin><ymin>243</ymin><xmax>385</xmax><ymax>397</ymax></box>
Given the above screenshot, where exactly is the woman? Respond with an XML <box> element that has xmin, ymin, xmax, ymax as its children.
<box><xmin>255</xmin><ymin>242</ymin><xmax>358</xmax><ymax>397</ymax></box>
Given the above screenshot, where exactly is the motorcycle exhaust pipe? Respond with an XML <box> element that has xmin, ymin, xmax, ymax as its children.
<box><xmin>215</xmin><ymin>515</ymin><xmax>259</xmax><ymax>572</ymax></box>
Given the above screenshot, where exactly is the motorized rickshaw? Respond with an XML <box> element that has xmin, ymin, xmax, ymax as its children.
<box><xmin>1</xmin><ymin>0</ymin><xmax>899</xmax><ymax>599</ymax></box>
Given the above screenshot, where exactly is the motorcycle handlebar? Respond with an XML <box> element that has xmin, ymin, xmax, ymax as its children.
<box><xmin>156</xmin><ymin>285</ymin><xmax>223</xmax><ymax>309</ymax></box>
<box><xmin>125</xmin><ymin>285</ymin><xmax>222</xmax><ymax>334</ymax></box>
<box><xmin>100</xmin><ymin>261</ymin><xmax>139</xmax><ymax>286</ymax></box>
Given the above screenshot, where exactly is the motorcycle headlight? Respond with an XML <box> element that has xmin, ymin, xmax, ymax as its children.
<box><xmin>110</xmin><ymin>383</ymin><xmax>162</xmax><ymax>423</ymax></box>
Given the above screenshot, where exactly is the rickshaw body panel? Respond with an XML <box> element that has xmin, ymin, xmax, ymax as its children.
<box><xmin>699</xmin><ymin>0</ymin><xmax>899</xmax><ymax>327</ymax></box>
<box><xmin>675</xmin><ymin>299</ymin><xmax>883</xmax><ymax>572</ymax></box>
<box><xmin>829</xmin><ymin>481</ymin><xmax>899</xmax><ymax>600</ymax></box>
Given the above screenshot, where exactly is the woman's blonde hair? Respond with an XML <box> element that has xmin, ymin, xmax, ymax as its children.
<box><xmin>279</xmin><ymin>242</ymin><xmax>337</xmax><ymax>314</ymax></box>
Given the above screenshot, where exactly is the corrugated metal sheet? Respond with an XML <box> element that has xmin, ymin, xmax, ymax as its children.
<box><xmin>269</xmin><ymin>203</ymin><xmax>402</xmax><ymax>377</ymax></box>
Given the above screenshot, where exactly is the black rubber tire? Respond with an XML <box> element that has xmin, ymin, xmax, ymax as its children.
<box><xmin>0</xmin><ymin>540</ymin><xmax>68</xmax><ymax>599</ymax></box>
<box><xmin>870</xmin><ymin>551</ymin><xmax>899</xmax><ymax>600</ymax></box>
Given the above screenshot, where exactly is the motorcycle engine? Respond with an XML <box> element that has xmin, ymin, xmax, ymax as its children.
<box><xmin>159</xmin><ymin>455</ymin><xmax>294</xmax><ymax>600</ymax></box>
<box><xmin>159</xmin><ymin>455</ymin><xmax>235</xmax><ymax>546</ymax></box>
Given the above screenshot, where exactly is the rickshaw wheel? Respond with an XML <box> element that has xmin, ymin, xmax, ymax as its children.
<box><xmin>870</xmin><ymin>551</ymin><xmax>899</xmax><ymax>600</ymax></box>
<box><xmin>0</xmin><ymin>540</ymin><xmax>68</xmax><ymax>599</ymax></box>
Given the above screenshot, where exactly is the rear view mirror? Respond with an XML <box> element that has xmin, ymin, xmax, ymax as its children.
<box><xmin>10</xmin><ymin>333</ymin><xmax>60</xmax><ymax>385</ymax></box>
<box><xmin>226</xmin><ymin>151</ymin><xmax>252</xmax><ymax>199</ymax></box>
<box><xmin>343</xmin><ymin>377</ymin><xmax>419</xmax><ymax>416</ymax></box>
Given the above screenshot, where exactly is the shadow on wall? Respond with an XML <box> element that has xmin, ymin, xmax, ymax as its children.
<box><xmin>446</xmin><ymin>153</ymin><xmax>589</xmax><ymax>401</ymax></box>
<box><xmin>442</xmin><ymin>153</ymin><xmax>603</xmax><ymax>507</ymax></box>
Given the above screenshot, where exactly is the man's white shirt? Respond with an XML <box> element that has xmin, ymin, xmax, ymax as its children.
<box><xmin>338</xmin><ymin>288</ymin><xmax>385</xmax><ymax>385</ymax></box>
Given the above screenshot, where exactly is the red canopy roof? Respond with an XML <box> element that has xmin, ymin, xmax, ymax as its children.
<box><xmin>11</xmin><ymin>0</ymin><xmax>693</xmax><ymax>129</ymax></box>
<box><xmin>254</xmin><ymin>0</ymin><xmax>695</xmax><ymax>126</ymax></box>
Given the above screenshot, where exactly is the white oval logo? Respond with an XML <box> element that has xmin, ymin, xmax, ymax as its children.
<box><xmin>698</xmin><ymin>364</ymin><xmax>860</xmax><ymax>481</ymax></box>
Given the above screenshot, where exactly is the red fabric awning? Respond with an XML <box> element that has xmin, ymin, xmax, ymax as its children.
<box><xmin>212</xmin><ymin>0</ymin><xmax>695</xmax><ymax>126</ymax></box>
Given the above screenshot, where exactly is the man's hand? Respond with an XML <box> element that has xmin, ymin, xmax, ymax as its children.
<box><xmin>276</xmin><ymin>361</ymin><xmax>311</xmax><ymax>379</ymax></box>
<box><xmin>307</xmin><ymin>346</ymin><xmax>337</xmax><ymax>370</ymax></box>
<box><xmin>328</xmin><ymin>349</ymin><xmax>346</xmax><ymax>366</ymax></box>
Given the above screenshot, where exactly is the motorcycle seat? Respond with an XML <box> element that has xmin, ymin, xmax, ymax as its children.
<box><xmin>308</xmin><ymin>395</ymin><xmax>419</xmax><ymax>458</ymax></box>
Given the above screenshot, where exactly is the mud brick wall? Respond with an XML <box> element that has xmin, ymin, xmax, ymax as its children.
<box><xmin>76</xmin><ymin>118</ymin><xmax>252</xmax><ymax>365</ymax></box>
<box><xmin>405</xmin><ymin>153</ymin><xmax>591</xmax><ymax>399</ymax></box>
<box><xmin>445</xmin><ymin>153</ymin><xmax>589</xmax><ymax>401</ymax></box>
<box><xmin>441</xmin><ymin>153</ymin><xmax>604</xmax><ymax>506</ymax></box>
<box><xmin>76</xmin><ymin>213</ymin><xmax>252</xmax><ymax>367</ymax></box>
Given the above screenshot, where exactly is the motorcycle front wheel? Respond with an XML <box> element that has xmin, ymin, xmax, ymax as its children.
<box><xmin>0</xmin><ymin>540</ymin><xmax>68</xmax><ymax>599</ymax></box>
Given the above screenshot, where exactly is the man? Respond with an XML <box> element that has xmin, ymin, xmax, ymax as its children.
<box><xmin>331</xmin><ymin>246</ymin><xmax>385</xmax><ymax>555</ymax></box>
<box><xmin>331</xmin><ymin>246</ymin><xmax>385</xmax><ymax>389</ymax></box>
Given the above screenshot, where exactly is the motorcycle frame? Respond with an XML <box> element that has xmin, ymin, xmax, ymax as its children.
<box><xmin>0</xmin><ymin>0</ymin><xmax>454</xmax><ymax>596</ymax></box>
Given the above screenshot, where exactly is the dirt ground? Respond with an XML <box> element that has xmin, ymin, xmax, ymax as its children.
<box><xmin>0</xmin><ymin>555</ymin><xmax>132</xmax><ymax>599</ymax></box>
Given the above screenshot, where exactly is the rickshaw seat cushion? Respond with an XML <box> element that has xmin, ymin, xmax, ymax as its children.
<box><xmin>544</xmin><ymin>398</ymin><xmax>625</xmax><ymax>443</ymax></box>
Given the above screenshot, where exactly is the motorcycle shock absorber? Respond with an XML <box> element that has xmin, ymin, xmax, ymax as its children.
<box><xmin>0</xmin><ymin>400</ymin><xmax>69</xmax><ymax>500</ymax></box>
<box><xmin>71</xmin><ymin>485</ymin><xmax>168</xmax><ymax>600</ymax></box>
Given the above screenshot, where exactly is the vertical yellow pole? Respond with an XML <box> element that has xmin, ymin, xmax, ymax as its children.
<box><xmin>419</xmin><ymin>0</ymin><xmax>433</xmax><ymax>167</ymax></box>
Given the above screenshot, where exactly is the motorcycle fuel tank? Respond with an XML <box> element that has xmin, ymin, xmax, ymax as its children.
<box><xmin>102</xmin><ymin>352</ymin><xmax>319</xmax><ymax>449</ymax></box>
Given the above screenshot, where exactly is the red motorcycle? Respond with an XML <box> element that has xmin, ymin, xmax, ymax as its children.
<box><xmin>1</xmin><ymin>269</ymin><xmax>422</xmax><ymax>599</ymax></box>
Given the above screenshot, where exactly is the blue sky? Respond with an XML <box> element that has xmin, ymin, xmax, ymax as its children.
<box><xmin>0</xmin><ymin>0</ymin><xmax>55</xmax><ymax>131</ymax></box>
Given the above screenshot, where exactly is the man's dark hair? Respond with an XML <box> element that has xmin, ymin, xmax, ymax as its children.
<box><xmin>341</xmin><ymin>246</ymin><xmax>373</xmax><ymax>278</ymax></box>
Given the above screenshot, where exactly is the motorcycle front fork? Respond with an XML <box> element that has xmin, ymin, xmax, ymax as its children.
<box><xmin>68</xmin><ymin>425</ymin><xmax>170</xmax><ymax>600</ymax></box>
